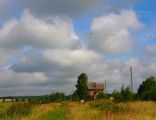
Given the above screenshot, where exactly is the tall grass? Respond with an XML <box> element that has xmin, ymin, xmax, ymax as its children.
<box><xmin>41</xmin><ymin>102</ymin><xmax>68</xmax><ymax>120</ymax></box>
<box><xmin>21</xmin><ymin>103</ymin><xmax>60</xmax><ymax>120</ymax></box>
<box><xmin>0</xmin><ymin>100</ymin><xmax>155</xmax><ymax>120</ymax></box>
<box><xmin>0</xmin><ymin>102</ymin><xmax>32</xmax><ymax>120</ymax></box>
<box><xmin>68</xmin><ymin>100</ymin><xmax>156</xmax><ymax>120</ymax></box>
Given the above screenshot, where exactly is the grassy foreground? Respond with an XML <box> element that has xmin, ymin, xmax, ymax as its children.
<box><xmin>0</xmin><ymin>100</ymin><xmax>155</xmax><ymax>120</ymax></box>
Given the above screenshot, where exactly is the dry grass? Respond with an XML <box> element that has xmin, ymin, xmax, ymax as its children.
<box><xmin>0</xmin><ymin>100</ymin><xmax>155</xmax><ymax>120</ymax></box>
<box><xmin>67</xmin><ymin>100</ymin><xmax>156</xmax><ymax>120</ymax></box>
<box><xmin>21</xmin><ymin>103</ymin><xmax>60</xmax><ymax>120</ymax></box>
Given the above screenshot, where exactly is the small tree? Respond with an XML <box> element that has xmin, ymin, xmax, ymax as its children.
<box><xmin>120</xmin><ymin>85</ymin><xmax>133</xmax><ymax>101</ymax></box>
<box><xmin>50</xmin><ymin>92</ymin><xmax>65</xmax><ymax>102</ymax></box>
<box><xmin>75</xmin><ymin>73</ymin><xmax>88</xmax><ymax>101</ymax></box>
<box><xmin>112</xmin><ymin>89</ymin><xmax>122</xmax><ymax>102</ymax></box>
<box><xmin>112</xmin><ymin>85</ymin><xmax>133</xmax><ymax>102</ymax></box>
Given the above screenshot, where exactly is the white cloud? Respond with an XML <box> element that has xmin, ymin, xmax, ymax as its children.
<box><xmin>0</xmin><ymin>70</ymin><xmax>47</xmax><ymax>88</ymax></box>
<box><xmin>43</xmin><ymin>49</ymin><xmax>102</xmax><ymax>68</ymax></box>
<box><xmin>0</xmin><ymin>11</ymin><xmax>81</xmax><ymax>49</ymax></box>
<box><xmin>88</xmin><ymin>10</ymin><xmax>143</xmax><ymax>54</ymax></box>
<box><xmin>8</xmin><ymin>47</ymin><xmax>156</xmax><ymax>95</ymax></box>
<box><xmin>0</xmin><ymin>7</ymin><xmax>155</xmax><ymax>96</ymax></box>
<box><xmin>1</xmin><ymin>50</ymin><xmax>156</xmax><ymax>95</ymax></box>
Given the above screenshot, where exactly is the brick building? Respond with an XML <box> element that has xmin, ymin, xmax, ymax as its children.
<box><xmin>88</xmin><ymin>82</ymin><xmax>104</xmax><ymax>99</ymax></box>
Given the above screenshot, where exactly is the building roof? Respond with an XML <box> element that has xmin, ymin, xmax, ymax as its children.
<box><xmin>88</xmin><ymin>82</ymin><xmax>104</xmax><ymax>90</ymax></box>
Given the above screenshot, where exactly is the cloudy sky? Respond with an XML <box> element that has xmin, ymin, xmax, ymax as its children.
<box><xmin>0</xmin><ymin>0</ymin><xmax>156</xmax><ymax>96</ymax></box>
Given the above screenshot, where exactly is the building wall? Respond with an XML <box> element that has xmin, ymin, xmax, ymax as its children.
<box><xmin>88</xmin><ymin>89</ymin><xmax>104</xmax><ymax>99</ymax></box>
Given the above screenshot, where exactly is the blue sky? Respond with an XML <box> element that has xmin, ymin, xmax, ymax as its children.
<box><xmin>0</xmin><ymin>0</ymin><xmax>156</xmax><ymax>96</ymax></box>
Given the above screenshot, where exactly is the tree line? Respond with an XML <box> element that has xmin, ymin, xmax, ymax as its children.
<box><xmin>73</xmin><ymin>73</ymin><xmax>156</xmax><ymax>102</ymax></box>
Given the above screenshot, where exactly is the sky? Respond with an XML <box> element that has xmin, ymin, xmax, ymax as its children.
<box><xmin>0</xmin><ymin>0</ymin><xmax>156</xmax><ymax>96</ymax></box>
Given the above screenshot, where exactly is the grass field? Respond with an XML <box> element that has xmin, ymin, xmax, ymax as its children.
<box><xmin>0</xmin><ymin>100</ymin><xmax>155</xmax><ymax>120</ymax></box>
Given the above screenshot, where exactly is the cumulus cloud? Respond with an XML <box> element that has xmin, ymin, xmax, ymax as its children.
<box><xmin>9</xmin><ymin>46</ymin><xmax>156</xmax><ymax>94</ymax></box>
<box><xmin>3</xmin><ymin>48</ymin><xmax>104</xmax><ymax>95</ymax></box>
<box><xmin>0</xmin><ymin>1</ymin><xmax>154</xmax><ymax>96</ymax></box>
<box><xmin>10</xmin><ymin>48</ymin><xmax>101</xmax><ymax>73</ymax></box>
<box><xmin>88</xmin><ymin>10</ymin><xmax>143</xmax><ymax>54</ymax></box>
<box><xmin>0</xmin><ymin>10</ymin><xmax>85</xmax><ymax>95</ymax></box>
<box><xmin>0</xmin><ymin>11</ymin><xmax>81</xmax><ymax>49</ymax></box>
<box><xmin>43</xmin><ymin>49</ymin><xmax>102</xmax><ymax>68</ymax></box>
<box><xmin>1</xmin><ymin>47</ymin><xmax>156</xmax><ymax>95</ymax></box>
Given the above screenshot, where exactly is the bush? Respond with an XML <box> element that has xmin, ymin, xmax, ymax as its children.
<box><xmin>112</xmin><ymin>90</ymin><xmax>122</xmax><ymax>102</ymax></box>
<box><xmin>112</xmin><ymin>85</ymin><xmax>133</xmax><ymax>102</ymax></box>
<box><xmin>95</xmin><ymin>92</ymin><xmax>106</xmax><ymax>99</ymax></box>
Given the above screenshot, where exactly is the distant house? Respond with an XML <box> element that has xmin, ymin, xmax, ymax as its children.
<box><xmin>88</xmin><ymin>82</ymin><xmax>104</xmax><ymax>99</ymax></box>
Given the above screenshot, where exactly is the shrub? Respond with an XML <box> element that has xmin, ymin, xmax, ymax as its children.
<box><xmin>95</xmin><ymin>92</ymin><xmax>106</xmax><ymax>99</ymax></box>
<box><xmin>112</xmin><ymin>90</ymin><xmax>122</xmax><ymax>102</ymax></box>
<box><xmin>112</xmin><ymin>85</ymin><xmax>133</xmax><ymax>102</ymax></box>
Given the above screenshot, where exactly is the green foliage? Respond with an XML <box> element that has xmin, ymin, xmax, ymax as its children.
<box><xmin>112</xmin><ymin>85</ymin><xmax>133</xmax><ymax>102</ymax></box>
<box><xmin>138</xmin><ymin>76</ymin><xmax>156</xmax><ymax>100</ymax></box>
<box><xmin>72</xmin><ymin>90</ymin><xmax>80</xmax><ymax>101</ymax></box>
<box><xmin>28</xmin><ymin>93</ymin><xmax>65</xmax><ymax>104</ymax></box>
<box><xmin>95</xmin><ymin>92</ymin><xmax>106</xmax><ymax>99</ymax></box>
<box><xmin>28</xmin><ymin>95</ymin><xmax>51</xmax><ymax>104</ymax></box>
<box><xmin>75</xmin><ymin>73</ymin><xmax>88</xmax><ymax>100</ymax></box>
<box><xmin>120</xmin><ymin>85</ymin><xmax>133</xmax><ymax>101</ymax></box>
<box><xmin>112</xmin><ymin>90</ymin><xmax>122</xmax><ymax>102</ymax></box>
<box><xmin>140</xmin><ymin>88</ymin><xmax>156</xmax><ymax>100</ymax></box>
<box><xmin>50</xmin><ymin>92</ymin><xmax>65</xmax><ymax>102</ymax></box>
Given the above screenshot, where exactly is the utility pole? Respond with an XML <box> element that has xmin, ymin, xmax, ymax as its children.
<box><xmin>130</xmin><ymin>66</ymin><xmax>133</xmax><ymax>92</ymax></box>
<box><xmin>105</xmin><ymin>80</ymin><xmax>106</xmax><ymax>94</ymax></box>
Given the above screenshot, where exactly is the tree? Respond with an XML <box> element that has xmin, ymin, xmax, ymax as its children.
<box><xmin>50</xmin><ymin>92</ymin><xmax>65</xmax><ymax>102</ymax></box>
<box><xmin>120</xmin><ymin>85</ymin><xmax>133</xmax><ymax>101</ymax></box>
<box><xmin>112</xmin><ymin>89</ymin><xmax>122</xmax><ymax>102</ymax></box>
<box><xmin>75</xmin><ymin>73</ymin><xmax>88</xmax><ymax>101</ymax></box>
<box><xmin>112</xmin><ymin>85</ymin><xmax>133</xmax><ymax>102</ymax></box>
<box><xmin>138</xmin><ymin>76</ymin><xmax>156</xmax><ymax>100</ymax></box>
<box><xmin>72</xmin><ymin>90</ymin><xmax>79</xmax><ymax>101</ymax></box>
